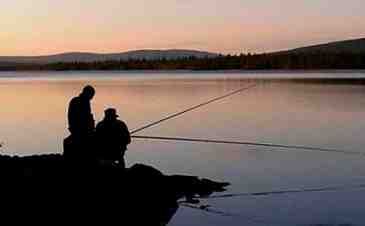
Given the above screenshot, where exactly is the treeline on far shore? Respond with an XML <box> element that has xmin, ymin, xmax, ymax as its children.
<box><xmin>1</xmin><ymin>52</ymin><xmax>365</xmax><ymax>71</ymax></box>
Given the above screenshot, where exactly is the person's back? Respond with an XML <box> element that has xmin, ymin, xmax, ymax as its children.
<box><xmin>96</xmin><ymin>108</ymin><xmax>131</xmax><ymax>167</ymax></box>
<box><xmin>64</xmin><ymin>85</ymin><xmax>96</xmax><ymax>160</ymax></box>
<box><xmin>67</xmin><ymin>85</ymin><xmax>95</xmax><ymax>136</ymax></box>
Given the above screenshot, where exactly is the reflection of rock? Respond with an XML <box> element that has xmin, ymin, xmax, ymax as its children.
<box><xmin>0</xmin><ymin>154</ymin><xmax>229</xmax><ymax>225</ymax></box>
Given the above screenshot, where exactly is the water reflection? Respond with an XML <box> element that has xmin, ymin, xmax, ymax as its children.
<box><xmin>1</xmin><ymin>72</ymin><xmax>365</xmax><ymax>226</ymax></box>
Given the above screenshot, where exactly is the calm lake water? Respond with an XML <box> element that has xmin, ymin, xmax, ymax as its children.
<box><xmin>1</xmin><ymin>71</ymin><xmax>365</xmax><ymax>226</ymax></box>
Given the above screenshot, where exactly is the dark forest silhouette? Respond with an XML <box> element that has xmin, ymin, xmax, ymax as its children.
<box><xmin>1</xmin><ymin>52</ymin><xmax>365</xmax><ymax>71</ymax></box>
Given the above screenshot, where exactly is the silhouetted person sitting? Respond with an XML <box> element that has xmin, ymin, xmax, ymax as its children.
<box><xmin>95</xmin><ymin>108</ymin><xmax>131</xmax><ymax>168</ymax></box>
<box><xmin>63</xmin><ymin>85</ymin><xmax>96</xmax><ymax>160</ymax></box>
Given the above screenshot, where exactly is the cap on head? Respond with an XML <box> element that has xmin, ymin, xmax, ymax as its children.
<box><xmin>82</xmin><ymin>85</ymin><xmax>95</xmax><ymax>99</ymax></box>
<box><xmin>104</xmin><ymin>108</ymin><xmax>119</xmax><ymax>118</ymax></box>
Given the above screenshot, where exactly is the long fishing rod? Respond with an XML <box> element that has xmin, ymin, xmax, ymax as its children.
<box><xmin>131</xmin><ymin>83</ymin><xmax>258</xmax><ymax>134</ymax></box>
<box><xmin>132</xmin><ymin>135</ymin><xmax>364</xmax><ymax>156</ymax></box>
<box><xmin>130</xmin><ymin>81</ymin><xmax>362</xmax><ymax>156</ymax></box>
<box><xmin>202</xmin><ymin>183</ymin><xmax>365</xmax><ymax>200</ymax></box>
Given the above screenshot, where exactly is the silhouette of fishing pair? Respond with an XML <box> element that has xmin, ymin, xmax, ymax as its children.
<box><xmin>63</xmin><ymin>85</ymin><xmax>131</xmax><ymax>167</ymax></box>
<box><xmin>0</xmin><ymin>85</ymin><xmax>230</xmax><ymax>225</ymax></box>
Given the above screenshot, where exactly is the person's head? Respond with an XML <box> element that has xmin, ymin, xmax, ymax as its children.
<box><xmin>104</xmin><ymin>108</ymin><xmax>119</xmax><ymax>120</ymax></box>
<box><xmin>81</xmin><ymin>85</ymin><xmax>95</xmax><ymax>100</ymax></box>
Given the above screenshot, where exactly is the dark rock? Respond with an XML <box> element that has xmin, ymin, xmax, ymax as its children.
<box><xmin>0</xmin><ymin>154</ymin><xmax>229</xmax><ymax>225</ymax></box>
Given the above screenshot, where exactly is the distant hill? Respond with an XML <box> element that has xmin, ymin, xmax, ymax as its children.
<box><xmin>0</xmin><ymin>49</ymin><xmax>218</xmax><ymax>64</ymax></box>
<box><xmin>280</xmin><ymin>38</ymin><xmax>365</xmax><ymax>54</ymax></box>
<box><xmin>1</xmin><ymin>38</ymin><xmax>364</xmax><ymax>70</ymax></box>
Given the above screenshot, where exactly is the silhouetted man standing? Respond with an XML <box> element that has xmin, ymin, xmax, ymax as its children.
<box><xmin>68</xmin><ymin>85</ymin><xmax>96</xmax><ymax>136</ymax></box>
<box><xmin>96</xmin><ymin>108</ymin><xmax>131</xmax><ymax>168</ymax></box>
<box><xmin>64</xmin><ymin>85</ymin><xmax>96</xmax><ymax>160</ymax></box>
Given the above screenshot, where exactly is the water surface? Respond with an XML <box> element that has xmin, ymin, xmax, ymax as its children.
<box><xmin>1</xmin><ymin>71</ymin><xmax>365</xmax><ymax>226</ymax></box>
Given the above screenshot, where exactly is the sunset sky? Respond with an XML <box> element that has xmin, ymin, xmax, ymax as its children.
<box><xmin>1</xmin><ymin>0</ymin><xmax>364</xmax><ymax>55</ymax></box>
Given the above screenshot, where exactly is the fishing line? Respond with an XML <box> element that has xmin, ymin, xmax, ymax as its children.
<box><xmin>131</xmin><ymin>83</ymin><xmax>258</xmax><ymax>134</ymax></box>
<box><xmin>180</xmin><ymin>203</ymin><xmax>283</xmax><ymax>226</ymax></box>
<box><xmin>202</xmin><ymin>184</ymin><xmax>365</xmax><ymax>199</ymax></box>
<box><xmin>132</xmin><ymin>135</ymin><xmax>364</xmax><ymax>156</ymax></box>
<box><xmin>179</xmin><ymin>203</ymin><xmax>238</xmax><ymax>217</ymax></box>
<box><xmin>180</xmin><ymin>184</ymin><xmax>365</xmax><ymax>224</ymax></box>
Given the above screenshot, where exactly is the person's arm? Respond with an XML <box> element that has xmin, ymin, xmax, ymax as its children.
<box><xmin>121</xmin><ymin>121</ymin><xmax>131</xmax><ymax>145</ymax></box>
<box><xmin>125</xmin><ymin>123</ymin><xmax>131</xmax><ymax>145</ymax></box>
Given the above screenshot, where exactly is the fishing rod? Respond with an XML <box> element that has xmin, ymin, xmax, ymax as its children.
<box><xmin>132</xmin><ymin>135</ymin><xmax>364</xmax><ymax>156</ymax></box>
<box><xmin>129</xmin><ymin>81</ymin><xmax>363</xmax><ymax>156</ymax></box>
<box><xmin>131</xmin><ymin>83</ymin><xmax>258</xmax><ymax>134</ymax></box>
